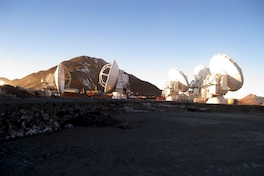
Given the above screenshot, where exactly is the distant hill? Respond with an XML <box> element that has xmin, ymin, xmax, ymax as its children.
<box><xmin>0</xmin><ymin>77</ymin><xmax>13</xmax><ymax>86</ymax></box>
<box><xmin>0</xmin><ymin>85</ymin><xmax>34</xmax><ymax>98</ymax></box>
<box><xmin>238</xmin><ymin>94</ymin><xmax>264</xmax><ymax>105</ymax></box>
<box><xmin>1</xmin><ymin>56</ymin><xmax>161</xmax><ymax>96</ymax></box>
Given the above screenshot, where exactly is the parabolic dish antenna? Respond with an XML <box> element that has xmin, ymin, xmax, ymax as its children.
<box><xmin>209</xmin><ymin>54</ymin><xmax>244</xmax><ymax>91</ymax></box>
<box><xmin>54</xmin><ymin>63</ymin><xmax>65</xmax><ymax>94</ymax></box>
<box><xmin>193</xmin><ymin>65</ymin><xmax>210</xmax><ymax>81</ymax></box>
<box><xmin>168</xmin><ymin>68</ymin><xmax>189</xmax><ymax>92</ymax></box>
<box><xmin>99</xmin><ymin>60</ymin><xmax>119</xmax><ymax>93</ymax></box>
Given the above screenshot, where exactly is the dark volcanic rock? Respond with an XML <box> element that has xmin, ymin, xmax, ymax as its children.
<box><xmin>64</xmin><ymin>111</ymin><xmax>118</xmax><ymax>127</ymax></box>
<box><xmin>1</xmin><ymin>98</ymin><xmax>264</xmax><ymax>140</ymax></box>
<box><xmin>0</xmin><ymin>85</ymin><xmax>34</xmax><ymax>98</ymax></box>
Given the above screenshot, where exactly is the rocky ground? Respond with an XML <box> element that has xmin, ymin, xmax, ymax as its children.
<box><xmin>0</xmin><ymin>98</ymin><xmax>264</xmax><ymax>175</ymax></box>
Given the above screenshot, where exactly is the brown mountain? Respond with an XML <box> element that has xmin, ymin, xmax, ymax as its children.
<box><xmin>238</xmin><ymin>94</ymin><xmax>264</xmax><ymax>105</ymax></box>
<box><xmin>0</xmin><ymin>85</ymin><xmax>34</xmax><ymax>98</ymax></box>
<box><xmin>0</xmin><ymin>77</ymin><xmax>13</xmax><ymax>86</ymax></box>
<box><xmin>4</xmin><ymin>56</ymin><xmax>161</xmax><ymax>96</ymax></box>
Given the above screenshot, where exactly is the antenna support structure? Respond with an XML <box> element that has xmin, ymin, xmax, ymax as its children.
<box><xmin>189</xmin><ymin>54</ymin><xmax>243</xmax><ymax>104</ymax></box>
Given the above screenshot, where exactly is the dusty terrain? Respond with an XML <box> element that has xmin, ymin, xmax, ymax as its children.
<box><xmin>0</xmin><ymin>99</ymin><xmax>264</xmax><ymax>175</ymax></box>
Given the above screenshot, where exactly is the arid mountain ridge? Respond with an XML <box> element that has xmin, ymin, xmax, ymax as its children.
<box><xmin>1</xmin><ymin>56</ymin><xmax>264</xmax><ymax>104</ymax></box>
<box><xmin>238</xmin><ymin>93</ymin><xmax>264</xmax><ymax>105</ymax></box>
<box><xmin>1</xmin><ymin>56</ymin><xmax>161</xmax><ymax>96</ymax></box>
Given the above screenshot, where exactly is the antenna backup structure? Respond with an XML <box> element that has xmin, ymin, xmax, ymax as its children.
<box><xmin>190</xmin><ymin>54</ymin><xmax>244</xmax><ymax>104</ymax></box>
<box><xmin>99</xmin><ymin>60</ymin><xmax>130</xmax><ymax>99</ymax></box>
<box><xmin>163</xmin><ymin>68</ymin><xmax>189</xmax><ymax>101</ymax></box>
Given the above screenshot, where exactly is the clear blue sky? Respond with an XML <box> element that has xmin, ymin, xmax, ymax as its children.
<box><xmin>0</xmin><ymin>0</ymin><xmax>263</xmax><ymax>98</ymax></box>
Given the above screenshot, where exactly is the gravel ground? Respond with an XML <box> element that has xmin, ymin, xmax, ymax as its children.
<box><xmin>0</xmin><ymin>99</ymin><xmax>264</xmax><ymax>175</ymax></box>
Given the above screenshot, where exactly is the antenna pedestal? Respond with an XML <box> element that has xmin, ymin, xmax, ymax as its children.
<box><xmin>207</xmin><ymin>95</ymin><xmax>226</xmax><ymax>104</ymax></box>
<box><xmin>112</xmin><ymin>92</ymin><xmax>127</xmax><ymax>99</ymax></box>
<box><xmin>164</xmin><ymin>87</ymin><xmax>179</xmax><ymax>101</ymax></box>
<box><xmin>166</xmin><ymin>95</ymin><xmax>179</xmax><ymax>101</ymax></box>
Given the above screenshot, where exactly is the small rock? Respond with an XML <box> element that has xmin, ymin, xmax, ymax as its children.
<box><xmin>143</xmin><ymin>103</ymin><xmax>151</xmax><ymax>107</ymax></box>
<box><xmin>250</xmin><ymin>162</ymin><xmax>263</xmax><ymax>168</ymax></box>
<box><xmin>26</xmin><ymin>128</ymin><xmax>38</xmax><ymax>136</ymax></box>
<box><xmin>123</xmin><ymin>159</ymin><xmax>129</xmax><ymax>163</ymax></box>
<box><xmin>243</xmin><ymin>163</ymin><xmax>249</xmax><ymax>168</ymax></box>
<box><xmin>199</xmin><ymin>108</ymin><xmax>210</xmax><ymax>111</ymax></box>
<box><xmin>187</xmin><ymin>107</ymin><xmax>210</xmax><ymax>112</ymax></box>
<box><xmin>117</xmin><ymin>122</ymin><xmax>130</xmax><ymax>129</ymax></box>
<box><xmin>43</xmin><ymin>114</ymin><xmax>49</xmax><ymax>120</ymax></box>
<box><xmin>54</xmin><ymin>121</ymin><xmax>60</xmax><ymax>128</ymax></box>
<box><xmin>20</xmin><ymin>109</ymin><xmax>26</xmax><ymax>114</ymax></box>
<box><xmin>65</xmin><ymin>124</ymin><xmax>73</xmax><ymax>128</ymax></box>
<box><xmin>43</xmin><ymin>127</ymin><xmax>53</xmax><ymax>133</ymax></box>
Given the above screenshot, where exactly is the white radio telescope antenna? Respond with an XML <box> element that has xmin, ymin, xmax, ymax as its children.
<box><xmin>54</xmin><ymin>63</ymin><xmax>72</xmax><ymax>94</ymax></box>
<box><xmin>99</xmin><ymin>60</ymin><xmax>119</xmax><ymax>93</ymax></box>
<box><xmin>41</xmin><ymin>63</ymin><xmax>72</xmax><ymax>96</ymax></box>
<box><xmin>99</xmin><ymin>60</ymin><xmax>129</xmax><ymax>99</ymax></box>
<box><xmin>204</xmin><ymin>54</ymin><xmax>244</xmax><ymax>104</ymax></box>
<box><xmin>209</xmin><ymin>54</ymin><xmax>243</xmax><ymax>91</ymax></box>
<box><xmin>163</xmin><ymin>68</ymin><xmax>189</xmax><ymax>101</ymax></box>
<box><xmin>54</xmin><ymin>63</ymin><xmax>65</xmax><ymax>94</ymax></box>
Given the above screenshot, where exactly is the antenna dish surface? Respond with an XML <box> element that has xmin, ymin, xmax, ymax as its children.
<box><xmin>54</xmin><ymin>64</ymin><xmax>65</xmax><ymax>94</ymax></box>
<box><xmin>168</xmin><ymin>68</ymin><xmax>189</xmax><ymax>92</ymax></box>
<box><xmin>193</xmin><ymin>65</ymin><xmax>210</xmax><ymax>80</ymax></box>
<box><xmin>99</xmin><ymin>60</ymin><xmax>119</xmax><ymax>93</ymax></box>
<box><xmin>209</xmin><ymin>54</ymin><xmax>243</xmax><ymax>91</ymax></box>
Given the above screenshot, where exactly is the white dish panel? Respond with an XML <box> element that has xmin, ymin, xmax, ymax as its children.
<box><xmin>168</xmin><ymin>68</ymin><xmax>189</xmax><ymax>92</ymax></box>
<box><xmin>54</xmin><ymin>64</ymin><xmax>65</xmax><ymax>94</ymax></box>
<box><xmin>105</xmin><ymin>60</ymin><xmax>119</xmax><ymax>92</ymax></box>
<box><xmin>209</xmin><ymin>54</ymin><xmax>243</xmax><ymax>91</ymax></box>
<box><xmin>193</xmin><ymin>65</ymin><xmax>210</xmax><ymax>80</ymax></box>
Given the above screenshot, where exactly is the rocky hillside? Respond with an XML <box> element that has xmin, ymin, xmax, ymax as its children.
<box><xmin>0</xmin><ymin>85</ymin><xmax>34</xmax><ymax>98</ymax></box>
<box><xmin>1</xmin><ymin>56</ymin><xmax>161</xmax><ymax>96</ymax></box>
<box><xmin>238</xmin><ymin>94</ymin><xmax>264</xmax><ymax>105</ymax></box>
